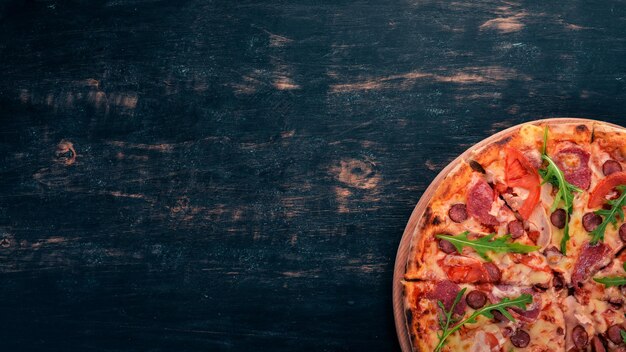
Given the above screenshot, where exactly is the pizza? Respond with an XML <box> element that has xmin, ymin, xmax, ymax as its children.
<box><xmin>401</xmin><ymin>120</ymin><xmax>626</xmax><ymax>352</ymax></box>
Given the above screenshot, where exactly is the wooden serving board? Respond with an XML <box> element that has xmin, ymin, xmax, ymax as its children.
<box><xmin>392</xmin><ymin>117</ymin><xmax>625</xmax><ymax>352</ymax></box>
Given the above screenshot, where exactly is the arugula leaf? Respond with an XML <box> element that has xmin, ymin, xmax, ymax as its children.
<box><xmin>539</xmin><ymin>127</ymin><xmax>582</xmax><ymax>254</ymax></box>
<box><xmin>434</xmin><ymin>293</ymin><xmax>533</xmax><ymax>352</ymax></box>
<box><xmin>590</xmin><ymin>185</ymin><xmax>626</xmax><ymax>244</ymax></box>
<box><xmin>593</xmin><ymin>276</ymin><xmax>626</xmax><ymax>287</ymax></box>
<box><xmin>622</xmin><ymin>329</ymin><xmax>626</xmax><ymax>344</ymax></box>
<box><xmin>436</xmin><ymin>288</ymin><xmax>466</xmax><ymax>340</ymax></box>
<box><xmin>539</xmin><ymin>155</ymin><xmax>581</xmax><ymax>213</ymax></box>
<box><xmin>594</xmin><ymin>260</ymin><xmax>626</xmax><ymax>287</ymax></box>
<box><xmin>436</xmin><ymin>231</ymin><xmax>540</xmax><ymax>261</ymax></box>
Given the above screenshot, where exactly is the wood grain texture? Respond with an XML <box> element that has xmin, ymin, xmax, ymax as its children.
<box><xmin>0</xmin><ymin>1</ymin><xmax>626</xmax><ymax>351</ymax></box>
<box><xmin>392</xmin><ymin>118</ymin><xmax>625</xmax><ymax>352</ymax></box>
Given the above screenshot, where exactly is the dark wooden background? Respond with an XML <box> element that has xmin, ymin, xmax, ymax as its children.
<box><xmin>1</xmin><ymin>0</ymin><xmax>626</xmax><ymax>351</ymax></box>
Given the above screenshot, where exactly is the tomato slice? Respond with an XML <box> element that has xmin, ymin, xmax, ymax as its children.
<box><xmin>483</xmin><ymin>332</ymin><xmax>499</xmax><ymax>348</ymax></box>
<box><xmin>494</xmin><ymin>182</ymin><xmax>509</xmax><ymax>194</ymax></box>
<box><xmin>441</xmin><ymin>261</ymin><xmax>487</xmax><ymax>283</ymax></box>
<box><xmin>505</xmin><ymin>147</ymin><xmax>541</xmax><ymax>219</ymax></box>
<box><xmin>588</xmin><ymin>171</ymin><xmax>626</xmax><ymax>208</ymax></box>
<box><xmin>517</xmin><ymin>186</ymin><xmax>540</xmax><ymax>219</ymax></box>
<box><xmin>505</xmin><ymin>147</ymin><xmax>538</xmax><ymax>186</ymax></box>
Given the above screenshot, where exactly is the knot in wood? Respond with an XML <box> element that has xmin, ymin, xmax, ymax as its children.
<box><xmin>55</xmin><ymin>140</ymin><xmax>76</xmax><ymax>165</ymax></box>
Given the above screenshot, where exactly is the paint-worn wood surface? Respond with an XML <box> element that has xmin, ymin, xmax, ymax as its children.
<box><xmin>1</xmin><ymin>1</ymin><xmax>626</xmax><ymax>351</ymax></box>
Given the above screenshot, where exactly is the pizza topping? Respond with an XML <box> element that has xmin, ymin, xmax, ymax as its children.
<box><xmin>483</xmin><ymin>262</ymin><xmax>501</xmax><ymax>283</ymax></box>
<box><xmin>620</xmin><ymin>223</ymin><xmax>626</xmax><ymax>242</ymax></box>
<box><xmin>487</xmin><ymin>285</ymin><xmax>541</xmax><ymax>323</ymax></box>
<box><xmin>539</xmin><ymin>152</ymin><xmax>579</xmax><ymax>252</ymax></box>
<box><xmin>433</xmin><ymin>287</ymin><xmax>466</xmax><ymax>352</ymax></box>
<box><xmin>435</xmin><ymin>232</ymin><xmax>540</xmax><ymax>261</ymax></box>
<box><xmin>491</xmin><ymin>309</ymin><xmax>508</xmax><ymax>322</ymax></box>
<box><xmin>589</xmin><ymin>185</ymin><xmax>626</xmax><ymax>244</ymax></box>
<box><xmin>510</xmin><ymin>329</ymin><xmax>531</xmax><ymax>348</ymax></box>
<box><xmin>572</xmin><ymin>325</ymin><xmax>589</xmax><ymax>349</ymax></box>
<box><xmin>550</xmin><ymin>209</ymin><xmax>567</xmax><ymax>229</ymax></box>
<box><xmin>428</xmin><ymin>280</ymin><xmax>467</xmax><ymax>316</ymax></box>
<box><xmin>588</xmin><ymin>171</ymin><xmax>626</xmax><ymax>208</ymax></box>
<box><xmin>443</xmin><ymin>264</ymin><xmax>482</xmax><ymax>283</ymax></box>
<box><xmin>434</xmin><ymin>290</ymin><xmax>533</xmax><ymax>352</ymax></box>
<box><xmin>593</xmin><ymin>276</ymin><xmax>626</xmax><ymax>287</ymax></box>
<box><xmin>504</xmin><ymin>147</ymin><xmax>541</xmax><ymax>219</ymax></box>
<box><xmin>438</xmin><ymin>237</ymin><xmax>457</xmax><ymax>254</ymax></box>
<box><xmin>467</xmin><ymin>178</ymin><xmax>499</xmax><ymax>226</ymax></box>
<box><xmin>507</xmin><ymin>220</ymin><xmax>525</xmax><ymax>238</ymax></box>
<box><xmin>604</xmin><ymin>160</ymin><xmax>623</xmax><ymax>176</ymax></box>
<box><xmin>602</xmin><ymin>159</ymin><xmax>622</xmax><ymax>176</ymax></box>
<box><xmin>572</xmin><ymin>242</ymin><xmax>612</xmax><ymax>287</ymax></box>
<box><xmin>511</xmin><ymin>304</ymin><xmax>540</xmax><ymax>323</ymax></box>
<box><xmin>552</xmin><ymin>272</ymin><xmax>565</xmax><ymax>291</ymax></box>
<box><xmin>509</xmin><ymin>290</ymin><xmax>541</xmax><ymax>322</ymax></box>
<box><xmin>607</xmin><ymin>325</ymin><xmax>625</xmax><ymax>345</ymax></box>
<box><xmin>554</xmin><ymin>147</ymin><xmax>592</xmax><ymax>190</ymax></box>
<box><xmin>544</xmin><ymin>246</ymin><xmax>563</xmax><ymax>265</ymax></box>
<box><xmin>526</xmin><ymin>230</ymin><xmax>540</xmax><ymax>244</ymax></box>
<box><xmin>592</xmin><ymin>335</ymin><xmax>607</xmax><ymax>352</ymax></box>
<box><xmin>441</xmin><ymin>256</ymin><xmax>491</xmax><ymax>283</ymax></box>
<box><xmin>465</xmin><ymin>290</ymin><xmax>488</xmax><ymax>309</ymax></box>
<box><xmin>611</xmin><ymin>294</ymin><xmax>624</xmax><ymax>305</ymax></box>
<box><xmin>440</xmin><ymin>256</ymin><xmax>505</xmax><ymax>284</ymax></box>
<box><xmin>470</xmin><ymin>331</ymin><xmax>500</xmax><ymax>352</ymax></box>
<box><xmin>448</xmin><ymin>203</ymin><xmax>468</xmax><ymax>223</ymax></box>
<box><xmin>526</xmin><ymin>206</ymin><xmax>553</xmax><ymax>249</ymax></box>
<box><xmin>583</xmin><ymin>212</ymin><xmax>603</xmax><ymax>232</ymax></box>
<box><xmin>540</xmin><ymin>129</ymin><xmax>582</xmax><ymax>254</ymax></box>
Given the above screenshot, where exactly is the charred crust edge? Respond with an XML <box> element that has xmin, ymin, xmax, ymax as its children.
<box><xmin>405</xmin><ymin>308</ymin><xmax>415</xmax><ymax>340</ymax></box>
<box><xmin>468</xmin><ymin>159</ymin><xmax>486</xmax><ymax>174</ymax></box>
<box><xmin>432</xmin><ymin>215</ymin><xmax>442</xmax><ymax>226</ymax></box>
<box><xmin>420</xmin><ymin>207</ymin><xmax>434</xmax><ymax>231</ymax></box>
<box><xmin>591</xmin><ymin>124</ymin><xmax>596</xmax><ymax>143</ymax></box>
<box><xmin>576</xmin><ymin>124</ymin><xmax>589</xmax><ymax>133</ymax></box>
<box><xmin>494</xmin><ymin>135</ymin><xmax>512</xmax><ymax>146</ymax></box>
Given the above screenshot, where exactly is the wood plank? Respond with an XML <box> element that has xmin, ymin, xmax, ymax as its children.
<box><xmin>0</xmin><ymin>0</ymin><xmax>626</xmax><ymax>350</ymax></box>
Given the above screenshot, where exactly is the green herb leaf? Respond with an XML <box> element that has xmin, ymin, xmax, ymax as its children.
<box><xmin>539</xmin><ymin>155</ymin><xmax>582</xmax><ymax>213</ymax></box>
<box><xmin>593</xmin><ymin>276</ymin><xmax>626</xmax><ymax>287</ymax></box>
<box><xmin>590</xmin><ymin>185</ymin><xmax>626</xmax><ymax>244</ymax></box>
<box><xmin>561</xmin><ymin>220</ymin><xmax>571</xmax><ymax>255</ymax></box>
<box><xmin>621</xmin><ymin>329</ymin><xmax>626</xmax><ymax>344</ymax></box>
<box><xmin>435</xmin><ymin>288</ymin><xmax>466</xmax><ymax>349</ymax></box>
<box><xmin>539</xmin><ymin>127</ymin><xmax>582</xmax><ymax>254</ymax></box>
<box><xmin>434</xmin><ymin>293</ymin><xmax>533</xmax><ymax>352</ymax></box>
<box><xmin>435</xmin><ymin>231</ymin><xmax>540</xmax><ymax>261</ymax></box>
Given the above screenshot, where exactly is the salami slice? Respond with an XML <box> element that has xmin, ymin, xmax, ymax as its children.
<box><xmin>571</xmin><ymin>242</ymin><xmax>612</xmax><ymax>287</ymax></box>
<box><xmin>426</xmin><ymin>280</ymin><xmax>466</xmax><ymax>315</ymax></box>
<box><xmin>555</xmin><ymin>147</ymin><xmax>591</xmax><ymax>190</ymax></box>
<box><xmin>467</xmin><ymin>178</ymin><xmax>499</xmax><ymax>226</ymax></box>
<box><xmin>511</xmin><ymin>290</ymin><xmax>541</xmax><ymax>322</ymax></box>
